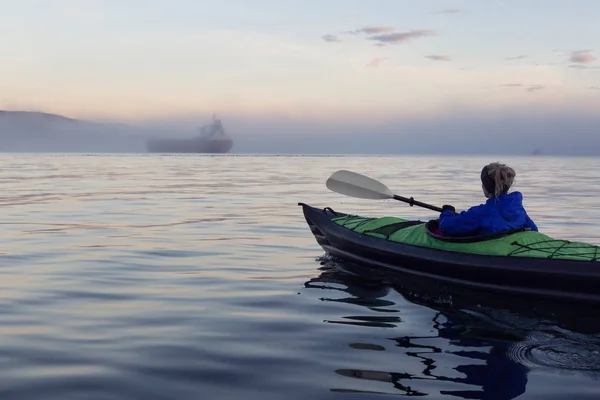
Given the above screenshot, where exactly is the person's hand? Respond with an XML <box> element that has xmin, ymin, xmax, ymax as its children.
<box><xmin>442</xmin><ymin>204</ymin><xmax>455</xmax><ymax>213</ymax></box>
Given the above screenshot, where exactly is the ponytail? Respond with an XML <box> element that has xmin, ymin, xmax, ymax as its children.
<box><xmin>482</xmin><ymin>162</ymin><xmax>516</xmax><ymax>197</ymax></box>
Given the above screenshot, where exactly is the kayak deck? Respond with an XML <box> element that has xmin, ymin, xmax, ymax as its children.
<box><xmin>299</xmin><ymin>203</ymin><xmax>600</xmax><ymax>306</ymax></box>
<box><xmin>331</xmin><ymin>212</ymin><xmax>600</xmax><ymax>261</ymax></box>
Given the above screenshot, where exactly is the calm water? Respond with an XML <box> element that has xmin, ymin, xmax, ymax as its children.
<box><xmin>1</xmin><ymin>153</ymin><xmax>599</xmax><ymax>400</ymax></box>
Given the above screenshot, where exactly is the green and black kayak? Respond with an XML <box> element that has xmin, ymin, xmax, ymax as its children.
<box><xmin>299</xmin><ymin>202</ymin><xmax>600</xmax><ymax>305</ymax></box>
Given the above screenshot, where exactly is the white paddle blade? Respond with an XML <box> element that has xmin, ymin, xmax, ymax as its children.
<box><xmin>326</xmin><ymin>170</ymin><xmax>394</xmax><ymax>200</ymax></box>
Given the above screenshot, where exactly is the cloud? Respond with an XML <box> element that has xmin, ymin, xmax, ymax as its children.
<box><xmin>505</xmin><ymin>55</ymin><xmax>528</xmax><ymax>60</ymax></box>
<box><xmin>426</xmin><ymin>55</ymin><xmax>452</xmax><ymax>61</ymax></box>
<box><xmin>436</xmin><ymin>9</ymin><xmax>463</xmax><ymax>14</ymax></box>
<box><xmin>570</xmin><ymin>50</ymin><xmax>596</xmax><ymax>64</ymax></box>
<box><xmin>526</xmin><ymin>85</ymin><xmax>544</xmax><ymax>92</ymax></box>
<box><xmin>360</xmin><ymin>26</ymin><xmax>395</xmax><ymax>34</ymax></box>
<box><xmin>590</xmin><ymin>86</ymin><xmax>600</xmax><ymax>90</ymax></box>
<box><xmin>367</xmin><ymin>57</ymin><xmax>390</xmax><ymax>68</ymax></box>
<box><xmin>368</xmin><ymin>30</ymin><xmax>436</xmax><ymax>45</ymax></box>
<box><xmin>568</xmin><ymin>64</ymin><xmax>600</xmax><ymax>70</ymax></box>
<box><xmin>346</xmin><ymin>26</ymin><xmax>395</xmax><ymax>35</ymax></box>
<box><xmin>322</xmin><ymin>34</ymin><xmax>341</xmax><ymax>43</ymax></box>
<box><xmin>499</xmin><ymin>83</ymin><xmax>548</xmax><ymax>92</ymax></box>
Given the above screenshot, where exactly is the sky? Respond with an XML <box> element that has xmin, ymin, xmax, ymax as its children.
<box><xmin>1</xmin><ymin>0</ymin><xmax>600</xmax><ymax>154</ymax></box>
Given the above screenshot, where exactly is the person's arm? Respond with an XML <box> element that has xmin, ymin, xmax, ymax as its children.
<box><xmin>439</xmin><ymin>205</ymin><xmax>484</xmax><ymax>236</ymax></box>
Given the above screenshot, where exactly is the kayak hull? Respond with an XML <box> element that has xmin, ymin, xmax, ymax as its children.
<box><xmin>299</xmin><ymin>203</ymin><xmax>600</xmax><ymax>305</ymax></box>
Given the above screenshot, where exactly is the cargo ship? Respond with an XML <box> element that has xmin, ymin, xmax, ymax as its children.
<box><xmin>146</xmin><ymin>115</ymin><xmax>234</xmax><ymax>153</ymax></box>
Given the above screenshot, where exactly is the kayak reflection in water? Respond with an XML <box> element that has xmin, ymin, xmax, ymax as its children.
<box><xmin>305</xmin><ymin>263</ymin><xmax>530</xmax><ymax>399</ymax></box>
<box><xmin>407</xmin><ymin>319</ymin><xmax>529</xmax><ymax>400</ymax></box>
<box><xmin>435</xmin><ymin>162</ymin><xmax>538</xmax><ymax>237</ymax></box>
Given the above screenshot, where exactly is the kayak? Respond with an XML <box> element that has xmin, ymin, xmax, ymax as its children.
<box><xmin>299</xmin><ymin>202</ymin><xmax>600</xmax><ymax>305</ymax></box>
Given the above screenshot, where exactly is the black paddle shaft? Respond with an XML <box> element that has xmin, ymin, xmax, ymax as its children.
<box><xmin>392</xmin><ymin>194</ymin><xmax>445</xmax><ymax>213</ymax></box>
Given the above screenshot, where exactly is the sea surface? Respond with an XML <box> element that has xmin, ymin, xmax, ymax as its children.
<box><xmin>1</xmin><ymin>153</ymin><xmax>599</xmax><ymax>400</ymax></box>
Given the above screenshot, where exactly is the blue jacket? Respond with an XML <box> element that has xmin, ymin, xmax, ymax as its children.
<box><xmin>439</xmin><ymin>191</ymin><xmax>538</xmax><ymax>237</ymax></box>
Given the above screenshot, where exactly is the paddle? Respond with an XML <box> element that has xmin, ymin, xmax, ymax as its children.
<box><xmin>326</xmin><ymin>169</ymin><xmax>447</xmax><ymax>213</ymax></box>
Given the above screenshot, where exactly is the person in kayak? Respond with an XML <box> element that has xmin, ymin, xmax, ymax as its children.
<box><xmin>438</xmin><ymin>162</ymin><xmax>538</xmax><ymax>237</ymax></box>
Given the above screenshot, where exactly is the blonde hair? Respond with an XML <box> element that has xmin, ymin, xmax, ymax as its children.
<box><xmin>483</xmin><ymin>162</ymin><xmax>516</xmax><ymax>197</ymax></box>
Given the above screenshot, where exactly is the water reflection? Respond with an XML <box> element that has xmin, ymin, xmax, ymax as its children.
<box><xmin>387</xmin><ymin>316</ymin><xmax>528</xmax><ymax>399</ymax></box>
<box><xmin>304</xmin><ymin>256</ymin><xmax>600</xmax><ymax>399</ymax></box>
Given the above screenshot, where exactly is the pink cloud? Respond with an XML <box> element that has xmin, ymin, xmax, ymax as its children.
<box><xmin>369</xmin><ymin>30</ymin><xmax>436</xmax><ymax>45</ymax></box>
<box><xmin>570</xmin><ymin>50</ymin><xmax>596</xmax><ymax>64</ymax></box>
<box><xmin>505</xmin><ymin>55</ymin><xmax>528</xmax><ymax>60</ymax></box>
<box><xmin>346</xmin><ymin>26</ymin><xmax>395</xmax><ymax>35</ymax></box>
<box><xmin>426</xmin><ymin>55</ymin><xmax>452</xmax><ymax>61</ymax></box>
<box><xmin>367</xmin><ymin>57</ymin><xmax>390</xmax><ymax>68</ymax></box>
<box><xmin>360</xmin><ymin>26</ymin><xmax>395</xmax><ymax>34</ymax></box>
<box><xmin>322</xmin><ymin>35</ymin><xmax>341</xmax><ymax>43</ymax></box>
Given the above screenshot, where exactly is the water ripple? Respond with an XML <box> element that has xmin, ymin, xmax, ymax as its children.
<box><xmin>508</xmin><ymin>331</ymin><xmax>600</xmax><ymax>373</ymax></box>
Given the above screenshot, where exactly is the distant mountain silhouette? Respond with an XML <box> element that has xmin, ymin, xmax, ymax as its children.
<box><xmin>1</xmin><ymin>110</ymin><xmax>86</xmax><ymax>128</ymax></box>
<box><xmin>0</xmin><ymin>110</ymin><xmax>146</xmax><ymax>152</ymax></box>
<box><xmin>1</xmin><ymin>110</ymin><xmax>73</xmax><ymax>120</ymax></box>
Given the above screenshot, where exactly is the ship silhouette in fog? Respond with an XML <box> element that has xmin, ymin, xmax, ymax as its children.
<box><xmin>147</xmin><ymin>114</ymin><xmax>234</xmax><ymax>153</ymax></box>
